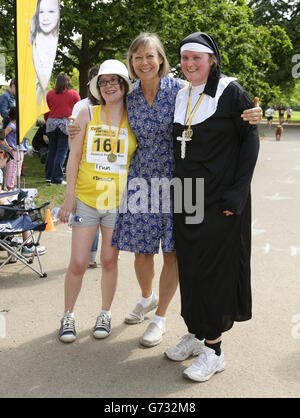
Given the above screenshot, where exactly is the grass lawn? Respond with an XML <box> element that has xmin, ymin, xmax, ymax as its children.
<box><xmin>22</xmin><ymin>152</ymin><xmax>67</xmax><ymax>209</ymax></box>
<box><xmin>21</xmin><ymin>122</ymin><xmax>66</xmax><ymax>209</ymax></box>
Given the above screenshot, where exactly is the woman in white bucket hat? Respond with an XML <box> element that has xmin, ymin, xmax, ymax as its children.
<box><xmin>57</xmin><ymin>59</ymin><xmax>137</xmax><ymax>343</ymax></box>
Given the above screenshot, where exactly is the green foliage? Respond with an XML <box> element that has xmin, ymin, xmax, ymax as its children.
<box><xmin>0</xmin><ymin>0</ymin><xmax>295</xmax><ymax>104</ymax></box>
<box><xmin>23</xmin><ymin>153</ymin><xmax>66</xmax><ymax>209</ymax></box>
<box><xmin>248</xmin><ymin>0</ymin><xmax>300</xmax><ymax>107</ymax></box>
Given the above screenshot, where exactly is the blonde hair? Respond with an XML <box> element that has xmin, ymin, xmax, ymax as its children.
<box><xmin>127</xmin><ymin>33</ymin><xmax>170</xmax><ymax>80</ymax></box>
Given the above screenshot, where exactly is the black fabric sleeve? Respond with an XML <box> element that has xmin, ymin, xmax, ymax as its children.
<box><xmin>220</xmin><ymin>82</ymin><xmax>260</xmax><ymax>215</ymax></box>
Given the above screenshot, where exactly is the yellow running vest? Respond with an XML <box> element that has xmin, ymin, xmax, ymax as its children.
<box><xmin>76</xmin><ymin>105</ymin><xmax>137</xmax><ymax>210</ymax></box>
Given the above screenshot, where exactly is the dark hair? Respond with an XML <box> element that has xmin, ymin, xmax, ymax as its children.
<box><xmin>55</xmin><ymin>73</ymin><xmax>72</xmax><ymax>93</ymax></box>
<box><xmin>87</xmin><ymin>65</ymin><xmax>100</xmax><ymax>105</ymax></box>
<box><xmin>2</xmin><ymin>107</ymin><xmax>17</xmax><ymax>129</ymax></box>
<box><xmin>208</xmin><ymin>54</ymin><xmax>220</xmax><ymax>79</ymax></box>
<box><xmin>10</xmin><ymin>78</ymin><xmax>16</xmax><ymax>87</ymax></box>
<box><xmin>97</xmin><ymin>77</ymin><xmax>128</xmax><ymax>106</ymax></box>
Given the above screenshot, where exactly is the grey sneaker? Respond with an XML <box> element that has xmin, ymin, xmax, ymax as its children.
<box><xmin>59</xmin><ymin>313</ymin><xmax>76</xmax><ymax>343</ymax></box>
<box><xmin>125</xmin><ymin>294</ymin><xmax>158</xmax><ymax>324</ymax></box>
<box><xmin>93</xmin><ymin>312</ymin><xmax>111</xmax><ymax>339</ymax></box>
<box><xmin>140</xmin><ymin>322</ymin><xmax>166</xmax><ymax>347</ymax></box>
<box><xmin>165</xmin><ymin>333</ymin><xmax>204</xmax><ymax>361</ymax></box>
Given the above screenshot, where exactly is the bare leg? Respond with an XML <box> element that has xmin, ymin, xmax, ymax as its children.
<box><xmin>205</xmin><ymin>336</ymin><xmax>222</xmax><ymax>344</ymax></box>
<box><xmin>99</xmin><ymin>225</ymin><xmax>119</xmax><ymax>311</ymax></box>
<box><xmin>134</xmin><ymin>253</ymin><xmax>155</xmax><ymax>298</ymax></box>
<box><xmin>155</xmin><ymin>251</ymin><xmax>178</xmax><ymax>317</ymax></box>
<box><xmin>64</xmin><ymin>225</ymin><xmax>98</xmax><ymax>312</ymax></box>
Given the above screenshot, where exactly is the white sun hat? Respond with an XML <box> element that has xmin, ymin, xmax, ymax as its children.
<box><xmin>89</xmin><ymin>59</ymin><xmax>133</xmax><ymax>100</ymax></box>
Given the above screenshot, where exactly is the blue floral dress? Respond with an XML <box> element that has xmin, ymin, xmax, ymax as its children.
<box><xmin>112</xmin><ymin>76</ymin><xmax>184</xmax><ymax>254</ymax></box>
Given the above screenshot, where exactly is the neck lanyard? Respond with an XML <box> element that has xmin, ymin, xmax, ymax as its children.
<box><xmin>104</xmin><ymin>105</ymin><xmax>126</xmax><ymax>163</ymax></box>
<box><xmin>184</xmin><ymin>84</ymin><xmax>205</xmax><ymax>138</ymax></box>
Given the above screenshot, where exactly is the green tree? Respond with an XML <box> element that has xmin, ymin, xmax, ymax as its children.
<box><xmin>0</xmin><ymin>0</ymin><xmax>294</xmax><ymax>105</ymax></box>
<box><xmin>0</xmin><ymin>0</ymin><xmax>15</xmax><ymax>80</ymax></box>
<box><xmin>248</xmin><ymin>0</ymin><xmax>300</xmax><ymax>107</ymax></box>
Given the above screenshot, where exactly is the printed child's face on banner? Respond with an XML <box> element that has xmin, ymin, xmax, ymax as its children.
<box><xmin>39</xmin><ymin>0</ymin><xmax>59</xmax><ymax>35</ymax></box>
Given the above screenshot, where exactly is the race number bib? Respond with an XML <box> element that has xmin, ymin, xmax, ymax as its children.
<box><xmin>86</xmin><ymin>124</ymin><xmax>129</xmax><ymax>173</ymax></box>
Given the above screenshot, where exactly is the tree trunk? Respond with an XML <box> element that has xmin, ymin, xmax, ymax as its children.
<box><xmin>79</xmin><ymin>63</ymin><xmax>89</xmax><ymax>99</ymax></box>
<box><xmin>78</xmin><ymin>34</ymin><xmax>91</xmax><ymax>98</ymax></box>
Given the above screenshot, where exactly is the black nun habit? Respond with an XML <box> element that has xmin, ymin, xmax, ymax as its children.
<box><xmin>172</xmin><ymin>32</ymin><xmax>259</xmax><ymax>340</ymax></box>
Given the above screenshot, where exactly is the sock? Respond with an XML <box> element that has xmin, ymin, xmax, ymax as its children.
<box><xmin>64</xmin><ymin>311</ymin><xmax>74</xmax><ymax>318</ymax></box>
<box><xmin>195</xmin><ymin>333</ymin><xmax>205</xmax><ymax>341</ymax></box>
<box><xmin>205</xmin><ymin>340</ymin><xmax>222</xmax><ymax>356</ymax></box>
<box><xmin>151</xmin><ymin>314</ymin><xmax>166</xmax><ymax>330</ymax></box>
<box><xmin>140</xmin><ymin>291</ymin><xmax>153</xmax><ymax>308</ymax></box>
<box><xmin>90</xmin><ymin>251</ymin><xmax>97</xmax><ymax>263</ymax></box>
<box><xmin>101</xmin><ymin>310</ymin><xmax>111</xmax><ymax>317</ymax></box>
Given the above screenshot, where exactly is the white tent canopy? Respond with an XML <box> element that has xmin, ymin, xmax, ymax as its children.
<box><xmin>0</xmin><ymin>74</ymin><xmax>9</xmax><ymax>86</ymax></box>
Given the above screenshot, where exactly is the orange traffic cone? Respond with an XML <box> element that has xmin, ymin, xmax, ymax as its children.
<box><xmin>45</xmin><ymin>209</ymin><xmax>56</xmax><ymax>231</ymax></box>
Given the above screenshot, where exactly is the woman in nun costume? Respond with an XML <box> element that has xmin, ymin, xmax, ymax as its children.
<box><xmin>165</xmin><ymin>32</ymin><xmax>259</xmax><ymax>382</ymax></box>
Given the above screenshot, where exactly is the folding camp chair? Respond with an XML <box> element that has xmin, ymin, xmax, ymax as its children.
<box><xmin>0</xmin><ymin>189</ymin><xmax>50</xmax><ymax>278</ymax></box>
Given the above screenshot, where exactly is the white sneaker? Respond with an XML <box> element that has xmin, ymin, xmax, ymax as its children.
<box><xmin>165</xmin><ymin>333</ymin><xmax>204</xmax><ymax>361</ymax></box>
<box><xmin>139</xmin><ymin>322</ymin><xmax>166</xmax><ymax>347</ymax></box>
<box><xmin>183</xmin><ymin>345</ymin><xmax>226</xmax><ymax>382</ymax></box>
<box><xmin>125</xmin><ymin>293</ymin><xmax>158</xmax><ymax>324</ymax></box>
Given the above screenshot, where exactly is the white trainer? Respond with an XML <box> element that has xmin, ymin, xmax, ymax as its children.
<box><xmin>139</xmin><ymin>322</ymin><xmax>166</xmax><ymax>347</ymax></box>
<box><xmin>183</xmin><ymin>345</ymin><xmax>226</xmax><ymax>382</ymax></box>
<box><xmin>125</xmin><ymin>293</ymin><xmax>158</xmax><ymax>324</ymax></box>
<box><xmin>165</xmin><ymin>333</ymin><xmax>204</xmax><ymax>361</ymax></box>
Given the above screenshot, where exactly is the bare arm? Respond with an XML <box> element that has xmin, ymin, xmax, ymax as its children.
<box><xmin>58</xmin><ymin>108</ymin><xmax>89</xmax><ymax>223</ymax></box>
<box><xmin>4</xmin><ymin>126</ymin><xmax>13</xmax><ymax>137</ymax></box>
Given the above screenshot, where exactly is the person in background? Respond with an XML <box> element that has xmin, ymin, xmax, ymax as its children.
<box><xmin>0</xmin><ymin>129</ymin><xmax>5</xmax><ymax>190</ymax></box>
<box><xmin>2</xmin><ymin>107</ymin><xmax>26</xmax><ymax>191</ymax></box>
<box><xmin>166</xmin><ymin>32</ymin><xmax>259</xmax><ymax>383</ymax></box>
<box><xmin>32</xmin><ymin>119</ymin><xmax>49</xmax><ymax>164</ymax></box>
<box><xmin>45</xmin><ymin>73</ymin><xmax>80</xmax><ymax>185</ymax></box>
<box><xmin>0</xmin><ymin>79</ymin><xmax>16</xmax><ymax>120</ymax></box>
<box><xmin>0</xmin><ymin>144</ymin><xmax>47</xmax><ymax>258</ymax></box>
<box><xmin>266</xmin><ymin>105</ymin><xmax>275</xmax><ymax>128</ymax></box>
<box><xmin>286</xmin><ymin>107</ymin><xmax>293</xmax><ymax>123</ymax></box>
<box><xmin>277</xmin><ymin>103</ymin><xmax>285</xmax><ymax>125</ymax></box>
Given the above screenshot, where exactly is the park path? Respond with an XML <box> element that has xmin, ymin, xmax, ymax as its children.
<box><xmin>0</xmin><ymin>123</ymin><xmax>300</xmax><ymax>399</ymax></box>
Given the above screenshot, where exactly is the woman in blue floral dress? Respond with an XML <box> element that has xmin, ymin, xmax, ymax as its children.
<box><xmin>112</xmin><ymin>33</ymin><xmax>184</xmax><ymax>348</ymax></box>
